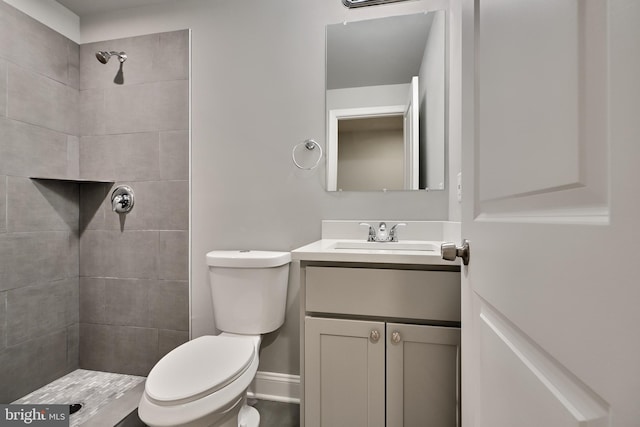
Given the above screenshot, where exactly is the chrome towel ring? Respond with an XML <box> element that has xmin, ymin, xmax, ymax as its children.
<box><xmin>292</xmin><ymin>139</ymin><xmax>323</xmax><ymax>170</ymax></box>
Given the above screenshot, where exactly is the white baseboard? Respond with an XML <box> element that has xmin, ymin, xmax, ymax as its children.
<box><xmin>247</xmin><ymin>371</ymin><xmax>300</xmax><ymax>404</ymax></box>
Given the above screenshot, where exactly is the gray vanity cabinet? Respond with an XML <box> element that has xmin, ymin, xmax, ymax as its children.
<box><xmin>301</xmin><ymin>265</ymin><xmax>461</xmax><ymax>427</ymax></box>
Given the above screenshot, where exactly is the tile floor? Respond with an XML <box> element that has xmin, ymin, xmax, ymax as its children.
<box><xmin>13</xmin><ymin>369</ymin><xmax>300</xmax><ymax>427</ymax></box>
<box><xmin>13</xmin><ymin>369</ymin><xmax>145</xmax><ymax>426</ymax></box>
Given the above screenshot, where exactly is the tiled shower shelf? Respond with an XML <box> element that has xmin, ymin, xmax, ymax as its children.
<box><xmin>30</xmin><ymin>177</ymin><xmax>115</xmax><ymax>184</ymax></box>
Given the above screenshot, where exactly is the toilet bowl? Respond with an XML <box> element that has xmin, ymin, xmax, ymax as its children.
<box><xmin>138</xmin><ymin>250</ymin><xmax>291</xmax><ymax>427</ymax></box>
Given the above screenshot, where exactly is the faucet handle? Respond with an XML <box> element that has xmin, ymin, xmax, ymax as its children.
<box><xmin>359</xmin><ymin>222</ymin><xmax>376</xmax><ymax>242</ymax></box>
<box><xmin>389</xmin><ymin>223</ymin><xmax>407</xmax><ymax>242</ymax></box>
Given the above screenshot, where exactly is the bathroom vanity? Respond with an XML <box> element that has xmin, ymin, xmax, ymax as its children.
<box><xmin>293</xmin><ymin>221</ymin><xmax>461</xmax><ymax>427</ymax></box>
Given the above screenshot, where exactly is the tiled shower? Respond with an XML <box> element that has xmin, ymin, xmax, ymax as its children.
<box><xmin>0</xmin><ymin>1</ymin><xmax>189</xmax><ymax>403</ymax></box>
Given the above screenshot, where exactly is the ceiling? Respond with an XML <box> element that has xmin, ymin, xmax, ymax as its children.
<box><xmin>55</xmin><ymin>0</ymin><xmax>173</xmax><ymax>17</ymax></box>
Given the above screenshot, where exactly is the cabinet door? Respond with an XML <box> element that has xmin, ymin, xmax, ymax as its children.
<box><xmin>305</xmin><ymin>317</ymin><xmax>385</xmax><ymax>427</ymax></box>
<box><xmin>386</xmin><ymin>323</ymin><xmax>461</xmax><ymax>427</ymax></box>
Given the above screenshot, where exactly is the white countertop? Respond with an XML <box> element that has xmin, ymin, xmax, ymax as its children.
<box><xmin>292</xmin><ymin>239</ymin><xmax>460</xmax><ymax>266</ymax></box>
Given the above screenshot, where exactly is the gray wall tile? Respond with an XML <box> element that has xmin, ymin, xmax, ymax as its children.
<box><xmin>150</xmin><ymin>280</ymin><xmax>189</xmax><ymax>331</ymax></box>
<box><xmin>103</xmin><ymin>278</ymin><xmax>151</xmax><ymax>328</ymax></box>
<box><xmin>79</xmin><ymin>323</ymin><xmax>159</xmax><ymax>376</ymax></box>
<box><xmin>160</xmin><ymin>131</ymin><xmax>189</xmax><ymax>180</ymax></box>
<box><xmin>0</xmin><ymin>118</ymin><xmax>69</xmax><ymax>178</ymax></box>
<box><xmin>0</xmin><ymin>60</ymin><xmax>6</xmax><ymax>117</ymax></box>
<box><xmin>80</xmin><ymin>230</ymin><xmax>159</xmax><ymax>279</ymax></box>
<box><xmin>8</xmin><ymin>64</ymin><xmax>78</xmax><ymax>135</ymax></box>
<box><xmin>6</xmin><ymin>278</ymin><xmax>78</xmax><ymax>346</ymax></box>
<box><xmin>158</xmin><ymin>231</ymin><xmax>188</xmax><ymax>281</ymax></box>
<box><xmin>154</xmin><ymin>31</ymin><xmax>190</xmax><ymax>82</ymax></box>
<box><xmin>155</xmin><ymin>80</ymin><xmax>189</xmax><ymax>131</ymax></box>
<box><xmin>80</xmin><ymin>33</ymin><xmax>157</xmax><ymax>91</ymax></box>
<box><xmin>156</xmin><ymin>181</ymin><xmax>189</xmax><ymax>230</ymax></box>
<box><xmin>79</xmin><ymin>277</ymin><xmax>106</xmax><ymax>324</ymax></box>
<box><xmin>67</xmin><ymin>39</ymin><xmax>80</xmax><ymax>89</ymax></box>
<box><xmin>67</xmin><ymin>135</ymin><xmax>80</xmax><ymax>179</ymax></box>
<box><xmin>0</xmin><ymin>291</ymin><xmax>6</xmax><ymax>351</ymax></box>
<box><xmin>158</xmin><ymin>329</ymin><xmax>189</xmax><ymax>359</ymax></box>
<box><xmin>0</xmin><ymin>330</ymin><xmax>70</xmax><ymax>402</ymax></box>
<box><xmin>0</xmin><ymin>2</ymin><xmax>74</xmax><ymax>85</ymax></box>
<box><xmin>80</xmin><ymin>133</ymin><xmax>160</xmax><ymax>182</ymax></box>
<box><xmin>79</xmin><ymin>89</ymin><xmax>105</xmax><ymax>137</ymax></box>
<box><xmin>103</xmin><ymin>80</ymin><xmax>188</xmax><ymax>134</ymax></box>
<box><xmin>102</xmin><ymin>181</ymin><xmax>160</xmax><ymax>231</ymax></box>
<box><xmin>6</xmin><ymin>177</ymin><xmax>79</xmax><ymax>233</ymax></box>
<box><xmin>67</xmin><ymin>323</ymin><xmax>80</xmax><ymax>371</ymax></box>
<box><xmin>0</xmin><ymin>176</ymin><xmax>5</xmax><ymax>233</ymax></box>
<box><xmin>0</xmin><ymin>232</ymin><xmax>78</xmax><ymax>292</ymax></box>
<box><xmin>79</xmin><ymin>183</ymin><xmax>110</xmax><ymax>232</ymax></box>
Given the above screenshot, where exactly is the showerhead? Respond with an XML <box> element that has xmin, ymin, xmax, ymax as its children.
<box><xmin>95</xmin><ymin>51</ymin><xmax>127</xmax><ymax>64</ymax></box>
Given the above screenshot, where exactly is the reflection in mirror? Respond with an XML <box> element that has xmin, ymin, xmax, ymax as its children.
<box><xmin>326</xmin><ymin>11</ymin><xmax>446</xmax><ymax>191</ymax></box>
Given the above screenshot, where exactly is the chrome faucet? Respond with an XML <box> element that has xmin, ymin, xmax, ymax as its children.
<box><xmin>360</xmin><ymin>222</ymin><xmax>406</xmax><ymax>242</ymax></box>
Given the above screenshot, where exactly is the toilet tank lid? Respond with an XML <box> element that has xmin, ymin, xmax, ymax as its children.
<box><xmin>206</xmin><ymin>250</ymin><xmax>291</xmax><ymax>268</ymax></box>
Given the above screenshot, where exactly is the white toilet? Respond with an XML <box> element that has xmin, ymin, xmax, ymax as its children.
<box><xmin>138</xmin><ymin>250</ymin><xmax>291</xmax><ymax>427</ymax></box>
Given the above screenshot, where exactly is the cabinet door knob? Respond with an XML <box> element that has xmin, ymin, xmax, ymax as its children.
<box><xmin>391</xmin><ymin>331</ymin><xmax>402</xmax><ymax>344</ymax></box>
<box><xmin>369</xmin><ymin>329</ymin><xmax>381</xmax><ymax>343</ymax></box>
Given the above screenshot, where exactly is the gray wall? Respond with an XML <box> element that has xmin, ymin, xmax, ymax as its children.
<box><xmin>78</xmin><ymin>30</ymin><xmax>190</xmax><ymax>376</ymax></box>
<box><xmin>0</xmin><ymin>1</ymin><xmax>80</xmax><ymax>402</ymax></box>
<box><xmin>79</xmin><ymin>0</ymin><xmax>453</xmax><ymax>377</ymax></box>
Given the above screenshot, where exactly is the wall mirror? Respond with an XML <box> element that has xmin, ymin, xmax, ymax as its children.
<box><xmin>326</xmin><ymin>11</ymin><xmax>446</xmax><ymax>191</ymax></box>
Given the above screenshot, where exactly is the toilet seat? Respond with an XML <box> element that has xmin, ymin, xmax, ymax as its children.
<box><xmin>146</xmin><ymin>335</ymin><xmax>256</xmax><ymax>405</ymax></box>
<box><xmin>139</xmin><ymin>335</ymin><xmax>261</xmax><ymax>427</ymax></box>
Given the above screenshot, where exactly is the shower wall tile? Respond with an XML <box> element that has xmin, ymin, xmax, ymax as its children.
<box><xmin>103</xmin><ymin>80</ymin><xmax>188</xmax><ymax>134</ymax></box>
<box><xmin>7</xmin><ymin>64</ymin><xmax>78</xmax><ymax>135</ymax></box>
<box><xmin>79</xmin><ymin>323</ymin><xmax>159</xmax><ymax>376</ymax></box>
<box><xmin>0</xmin><ymin>175</ymin><xmax>6</xmax><ymax>233</ymax></box>
<box><xmin>154</xmin><ymin>31</ymin><xmax>190</xmax><ymax>82</ymax></box>
<box><xmin>0</xmin><ymin>291</ymin><xmax>6</xmax><ymax>351</ymax></box>
<box><xmin>0</xmin><ymin>117</ymin><xmax>68</xmax><ymax>178</ymax></box>
<box><xmin>79</xmin><ymin>230</ymin><xmax>159</xmax><ymax>279</ymax></box>
<box><xmin>67</xmin><ymin>323</ymin><xmax>80</xmax><ymax>371</ymax></box>
<box><xmin>158</xmin><ymin>329</ymin><xmax>189</xmax><ymax>358</ymax></box>
<box><xmin>156</xmin><ymin>180</ymin><xmax>189</xmax><ymax>230</ymax></box>
<box><xmin>99</xmin><ymin>180</ymin><xmax>189</xmax><ymax>232</ymax></box>
<box><xmin>0</xmin><ymin>232</ymin><xmax>78</xmax><ymax>292</ymax></box>
<box><xmin>6</xmin><ymin>177</ymin><xmax>79</xmax><ymax>233</ymax></box>
<box><xmin>155</xmin><ymin>80</ymin><xmax>189</xmax><ymax>131</ymax></box>
<box><xmin>80</xmin><ymin>30</ymin><xmax>189</xmax><ymax>91</ymax></box>
<box><xmin>67</xmin><ymin>135</ymin><xmax>80</xmax><ymax>178</ymax></box>
<box><xmin>158</xmin><ymin>231</ymin><xmax>189</xmax><ymax>281</ymax></box>
<box><xmin>0</xmin><ymin>60</ymin><xmax>6</xmax><ymax>117</ymax></box>
<box><xmin>103</xmin><ymin>278</ymin><xmax>152</xmax><ymax>328</ymax></box>
<box><xmin>80</xmin><ymin>133</ymin><xmax>160</xmax><ymax>181</ymax></box>
<box><xmin>80</xmin><ymin>33</ymin><xmax>158</xmax><ymax>91</ymax></box>
<box><xmin>79</xmin><ymin>278</ymin><xmax>106</xmax><ymax>324</ymax></box>
<box><xmin>101</xmin><ymin>181</ymin><xmax>161</xmax><ymax>231</ymax></box>
<box><xmin>0</xmin><ymin>2</ymin><xmax>73</xmax><ymax>85</ymax></box>
<box><xmin>79</xmin><ymin>183</ymin><xmax>110</xmax><ymax>232</ymax></box>
<box><xmin>0</xmin><ymin>330</ymin><xmax>70</xmax><ymax>403</ymax></box>
<box><xmin>160</xmin><ymin>130</ymin><xmax>189</xmax><ymax>180</ymax></box>
<box><xmin>5</xmin><ymin>278</ymin><xmax>79</xmax><ymax>347</ymax></box>
<box><xmin>150</xmin><ymin>280</ymin><xmax>189</xmax><ymax>331</ymax></box>
<box><xmin>79</xmin><ymin>89</ymin><xmax>105</xmax><ymax>137</ymax></box>
<box><xmin>67</xmin><ymin>39</ymin><xmax>80</xmax><ymax>90</ymax></box>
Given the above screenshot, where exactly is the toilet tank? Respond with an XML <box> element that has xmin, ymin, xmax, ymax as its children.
<box><xmin>206</xmin><ymin>250</ymin><xmax>291</xmax><ymax>334</ymax></box>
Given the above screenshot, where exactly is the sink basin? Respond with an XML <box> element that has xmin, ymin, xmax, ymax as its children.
<box><xmin>332</xmin><ymin>241</ymin><xmax>439</xmax><ymax>252</ymax></box>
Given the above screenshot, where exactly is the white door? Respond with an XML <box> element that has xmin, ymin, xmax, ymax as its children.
<box><xmin>404</xmin><ymin>76</ymin><xmax>419</xmax><ymax>189</ymax></box>
<box><xmin>460</xmin><ymin>0</ymin><xmax>640</xmax><ymax>426</ymax></box>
